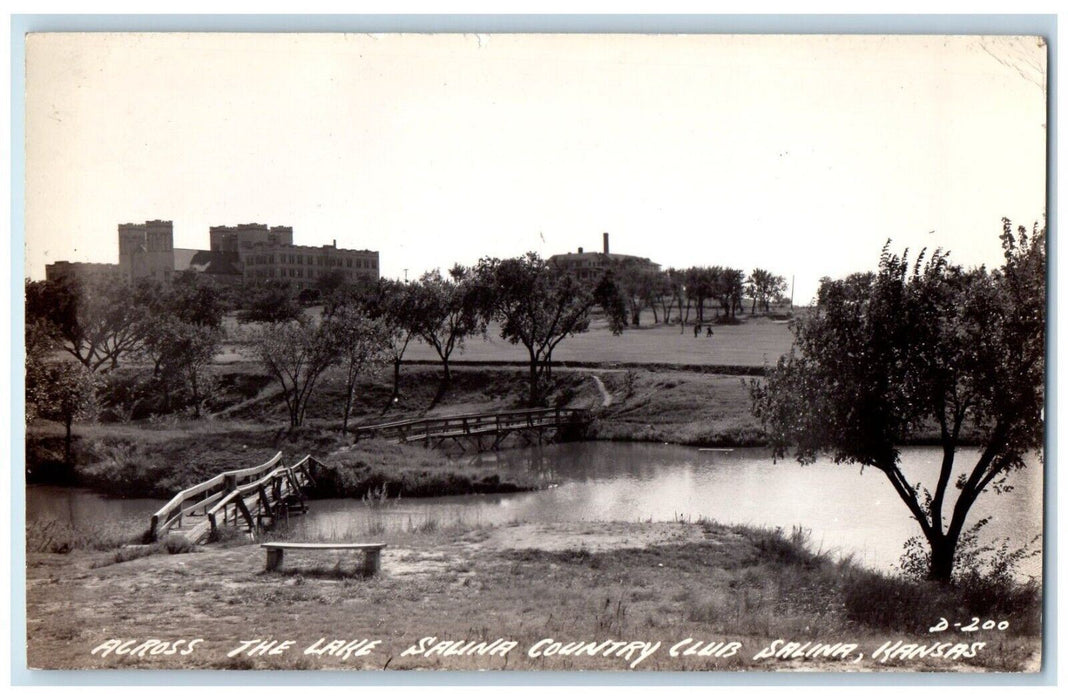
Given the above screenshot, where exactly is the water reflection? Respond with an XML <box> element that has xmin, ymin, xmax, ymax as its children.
<box><xmin>306</xmin><ymin>444</ymin><xmax>1043</xmax><ymax>576</ymax></box>
<box><xmin>26</xmin><ymin>443</ymin><xmax>1042</xmax><ymax>577</ymax></box>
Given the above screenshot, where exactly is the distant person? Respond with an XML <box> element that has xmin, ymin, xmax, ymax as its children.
<box><xmin>706</xmin><ymin>326</ymin><xmax>714</xmax><ymax>338</ymax></box>
<box><xmin>694</xmin><ymin>324</ymin><xmax>701</xmax><ymax>338</ymax></box>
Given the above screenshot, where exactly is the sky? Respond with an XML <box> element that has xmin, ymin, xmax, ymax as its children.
<box><xmin>24</xmin><ymin>33</ymin><xmax>1047</xmax><ymax>304</ymax></box>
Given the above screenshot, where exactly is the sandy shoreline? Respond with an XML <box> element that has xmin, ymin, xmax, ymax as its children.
<box><xmin>25</xmin><ymin>521</ymin><xmax>1040</xmax><ymax>673</ymax></box>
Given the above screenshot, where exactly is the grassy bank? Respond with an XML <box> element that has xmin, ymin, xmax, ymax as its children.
<box><xmin>307</xmin><ymin>440</ymin><xmax>539</xmax><ymax>499</ymax></box>
<box><xmin>589</xmin><ymin>369</ymin><xmax>766</xmax><ymax>446</ymax></box>
<box><xmin>25</xmin><ymin>360</ymin><xmax>974</xmax><ymax>499</ymax></box>
<box><xmin>25</xmin><ymin>520</ymin><xmax>1040</xmax><ymax>672</ymax></box>
<box><xmin>27</xmin><ymin>422</ymin><xmax>537</xmax><ymax>501</ymax></box>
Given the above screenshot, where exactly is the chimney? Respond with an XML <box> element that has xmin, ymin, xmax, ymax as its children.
<box><xmin>603</xmin><ymin>232</ymin><xmax>610</xmax><ymax>255</ymax></box>
<box><xmin>577</xmin><ymin>247</ymin><xmax>584</xmax><ymax>254</ymax></box>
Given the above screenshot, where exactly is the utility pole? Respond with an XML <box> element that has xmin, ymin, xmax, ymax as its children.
<box><xmin>403</xmin><ymin>268</ymin><xmax>408</xmax><ymax>282</ymax></box>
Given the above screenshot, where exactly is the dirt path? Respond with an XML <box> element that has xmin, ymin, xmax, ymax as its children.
<box><xmin>209</xmin><ymin>383</ymin><xmax>284</xmax><ymax>419</ymax></box>
<box><xmin>590</xmin><ymin>374</ymin><xmax>613</xmax><ymax>407</ymax></box>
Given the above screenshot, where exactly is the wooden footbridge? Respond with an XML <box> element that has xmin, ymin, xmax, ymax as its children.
<box><xmin>148</xmin><ymin>452</ymin><xmax>322</xmax><ymax>544</ymax></box>
<box><xmin>351</xmin><ymin>407</ymin><xmax>592</xmax><ymax>453</ymax></box>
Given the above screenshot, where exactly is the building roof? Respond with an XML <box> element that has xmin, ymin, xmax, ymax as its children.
<box><xmin>182</xmin><ymin>250</ymin><xmax>242</xmax><ymax>276</ymax></box>
<box><xmin>548</xmin><ymin>251</ymin><xmax>660</xmax><ymax>268</ymax></box>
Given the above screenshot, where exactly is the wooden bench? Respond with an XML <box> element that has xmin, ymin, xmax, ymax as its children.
<box><xmin>261</xmin><ymin>542</ymin><xmax>387</xmax><ymax>576</ymax></box>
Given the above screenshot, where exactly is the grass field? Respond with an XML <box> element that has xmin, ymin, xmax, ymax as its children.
<box><xmin>398</xmin><ymin>316</ymin><xmax>795</xmax><ymax>368</ymax></box>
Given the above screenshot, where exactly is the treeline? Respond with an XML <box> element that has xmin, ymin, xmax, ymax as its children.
<box><xmin>25</xmin><ymin>254</ymin><xmax>790</xmax><ymax>449</ymax></box>
<box><xmin>22</xmin><ymin>253</ymin><xmax>618</xmax><ymax>450</ymax></box>
<box><xmin>607</xmin><ymin>261</ymin><xmax>790</xmax><ymax>329</ymax></box>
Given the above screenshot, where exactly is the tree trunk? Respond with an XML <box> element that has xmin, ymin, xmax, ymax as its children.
<box><xmin>64</xmin><ymin>415</ymin><xmax>73</xmax><ymax>465</ymax></box>
<box><xmin>528</xmin><ymin>349</ymin><xmax>540</xmax><ymax>407</ymax></box>
<box><xmin>928</xmin><ymin>534</ymin><xmax>958</xmax><ymax>583</ymax></box>
<box><xmin>290</xmin><ymin>392</ymin><xmax>301</xmax><ymax>428</ymax></box>
<box><xmin>342</xmin><ymin>385</ymin><xmax>353</xmax><ymax>435</ymax></box>
<box><xmin>392</xmin><ymin>359</ymin><xmax>402</xmax><ymax>400</ymax></box>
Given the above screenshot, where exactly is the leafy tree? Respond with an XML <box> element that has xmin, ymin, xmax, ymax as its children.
<box><xmin>664</xmin><ymin>268</ymin><xmax>688</xmax><ymax>333</ymax></box>
<box><xmin>647</xmin><ymin>269</ymin><xmax>672</xmax><ymax>324</ymax></box>
<box><xmin>247</xmin><ymin>315</ymin><xmax>340</xmax><ymax>428</ymax></box>
<box><xmin>316</xmin><ymin>269</ymin><xmax>365</xmax><ymax>316</ymax></box>
<box><xmin>25</xmin><ymin>318</ymin><xmax>59</xmax><ymax>424</ymax></box>
<box><xmin>710</xmin><ymin>266</ymin><xmax>745</xmax><ymax>321</ymax></box>
<box><xmin>612</xmin><ymin>260</ymin><xmax>662</xmax><ymax>327</ymax></box>
<box><xmin>408</xmin><ymin>267</ymin><xmax>486</xmax><ymax>389</ymax></box>
<box><xmin>326</xmin><ymin>304</ymin><xmax>389</xmax><ymax>433</ymax></box>
<box><xmin>141</xmin><ymin>318</ymin><xmax>223</xmax><ymax>417</ymax></box>
<box><xmin>684</xmin><ymin>267</ymin><xmax>715</xmax><ymax>324</ymax></box>
<box><xmin>591</xmin><ymin>269</ymin><xmax>628</xmax><ymax>337</ymax></box>
<box><xmin>362</xmin><ymin>279</ymin><xmax>420</xmax><ymax>403</ymax></box>
<box><xmin>169</xmin><ymin>271</ymin><xmax>225</xmax><ymax>327</ymax></box>
<box><xmin>750</xmin><ymin>223</ymin><xmax>1045</xmax><ymax>582</ymax></box>
<box><xmin>477</xmin><ymin>253</ymin><xmax>623</xmax><ymax>405</ymax></box>
<box><xmin>747</xmin><ymin>268</ymin><xmax>788</xmax><ymax>314</ymax></box>
<box><xmin>26</xmin><ymin>358</ymin><xmax>99</xmax><ymax>464</ymax></box>
<box><xmin>134</xmin><ymin>276</ymin><xmax>225</xmax><ymax>414</ymax></box>
<box><xmin>26</xmin><ymin>276</ymin><xmax>150</xmax><ymax>372</ymax></box>
<box><xmin>237</xmin><ymin>279</ymin><xmax>303</xmax><ymax>324</ymax></box>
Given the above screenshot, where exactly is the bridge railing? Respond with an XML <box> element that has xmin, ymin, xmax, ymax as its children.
<box><xmin>203</xmin><ymin>454</ymin><xmax>324</xmax><ymax>541</ymax></box>
<box><xmin>148</xmin><ymin>451</ymin><xmax>284</xmax><ymax>541</ymax></box>
<box><xmin>352</xmin><ymin>407</ymin><xmax>591</xmax><ymax>443</ymax></box>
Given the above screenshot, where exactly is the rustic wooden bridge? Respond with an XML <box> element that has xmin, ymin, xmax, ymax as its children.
<box><xmin>351</xmin><ymin>407</ymin><xmax>592</xmax><ymax>453</ymax></box>
<box><xmin>148</xmin><ymin>452</ymin><xmax>321</xmax><ymax>544</ymax></box>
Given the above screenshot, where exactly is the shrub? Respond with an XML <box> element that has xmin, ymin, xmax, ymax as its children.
<box><xmin>27</xmin><ymin>518</ymin><xmax>134</xmax><ymax>553</ymax></box>
<box><xmin>841</xmin><ymin>570</ymin><xmax>947</xmax><ymax>633</ymax></box>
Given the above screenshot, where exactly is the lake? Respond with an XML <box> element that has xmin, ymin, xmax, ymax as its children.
<box><xmin>26</xmin><ymin>442</ymin><xmax>1043</xmax><ymax>577</ymax></box>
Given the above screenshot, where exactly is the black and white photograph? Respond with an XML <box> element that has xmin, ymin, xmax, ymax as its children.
<box><xmin>19</xmin><ymin>29</ymin><xmax>1048</xmax><ymax>674</ymax></box>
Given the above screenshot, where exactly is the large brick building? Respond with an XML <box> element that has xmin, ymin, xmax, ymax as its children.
<box><xmin>44</xmin><ymin>260</ymin><xmax>120</xmax><ymax>283</ymax></box>
<box><xmin>549</xmin><ymin>232</ymin><xmax>659</xmax><ymax>282</ymax></box>
<box><xmin>209</xmin><ymin>223</ymin><xmax>379</xmax><ymax>289</ymax></box>
<box><xmin>106</xmin><ymin>220</ymin><xmax>378</xmax><ymax>289</ymax></box>
<box><xmin>118</xmin><ymin>219</ymin><xmax>177</xmax><ymax>282</ymax></box>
